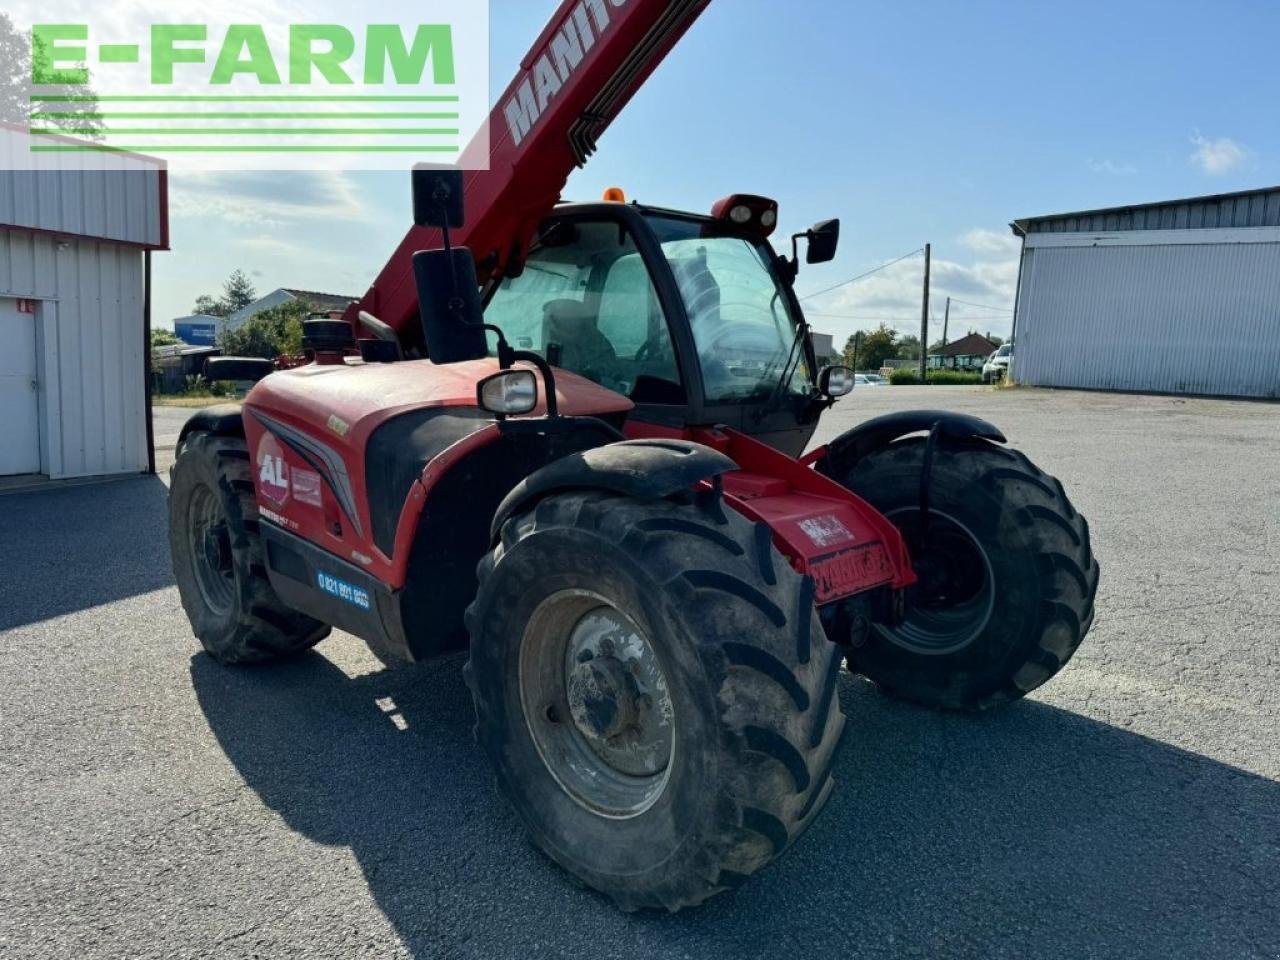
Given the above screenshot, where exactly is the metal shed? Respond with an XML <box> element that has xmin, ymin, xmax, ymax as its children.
<box><xmin>1010</xmin><ymin>187</ymin><xmax>1280</xmax><ymax>399</ymax></box>
<box><xmin>0</xmin><ymin>125</ymin><xmax>168</xmax><ymax>480</ymax></box>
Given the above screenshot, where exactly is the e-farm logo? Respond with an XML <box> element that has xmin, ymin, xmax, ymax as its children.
<box><xmin>12</xmin><ymin>3</ymin><xmax>490</xmax><ymax>171</ymax></box>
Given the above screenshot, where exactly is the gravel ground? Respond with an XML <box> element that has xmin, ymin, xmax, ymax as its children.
<box><xmin>2</xmin><ymin>386</ymin><xmax>1277</xmax><ymax>960</ymax></box>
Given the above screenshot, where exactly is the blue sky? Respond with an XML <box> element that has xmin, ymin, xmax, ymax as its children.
<box><xmin>156</xmin><ymin>0</ymin><xmax>1280</xmax><ymax>347</ymax></box>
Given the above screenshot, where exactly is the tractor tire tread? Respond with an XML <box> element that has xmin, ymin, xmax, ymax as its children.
<box><xmin>169</xmin><ymin>432</ymin><xmax>328</xmax><ymax>665</ymax></box>
<box><xmin>465</xmin><ymin>490</ymin><xmax>844</xmax><ymax>912</ymax></box>
<box><xmin>835</xmin><ymin>437</ymin><xmax>1098</xmax><ymax>710</ymax></box>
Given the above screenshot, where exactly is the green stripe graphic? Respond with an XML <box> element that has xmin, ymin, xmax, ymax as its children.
<box><xmin>30</xmin><ymin>95</ymin><xmax>459</xmax><ymax>102</ymax></box>
<box><xmin>31</xmin><ymin>128</ymin><xmax>460</xmax><ymax>136</ymax></box>
<box><xmin>31</xmin><ymin>144</ymin><xmax>461</xmax><ymax>153</ymax></box>
<box><xmin>32</xmin><ymin>112</ymin><xmax>459</xmax><ymax>119</ymax></box>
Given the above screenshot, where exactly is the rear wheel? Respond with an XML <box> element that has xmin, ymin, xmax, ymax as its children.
<box><xmin>168</xmin><ymin>432</ymin><xmax>329</xmax><ymax>664</ymax></box>
<box><xmin>464</xmin><ymin>491</ymin><xmax>844</xmax><ymax>911</ymax></box>
<box><xmin>828</xmin><ymin>437</ymin><xmax>1098</xmax><ymax>710</ymax></box>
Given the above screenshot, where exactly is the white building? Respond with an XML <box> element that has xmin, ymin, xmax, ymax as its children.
<box><xmin>1011</xmin><ymin>187</ymin><xmax>1280</xmax><ymax>399</ymax></box>
<box><xmin>0</xmin><ymin>125</ymin><xmax>167</xmax><ymax>479</ymax></box>
<box><xmin>227</xmin><ymin>288</ymin><xmax>357</xmax><ymax>331</ymax></box>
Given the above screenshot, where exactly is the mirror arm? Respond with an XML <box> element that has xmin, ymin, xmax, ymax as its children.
<box><xmin>508</xmin><ymin>349</ymin><xmax>559</xmax><ymax>418</ymax></box>
<box><xmin>786</xmin><ymin>230</ymin><xmax>810</xmax><ymax>283</ymax></box>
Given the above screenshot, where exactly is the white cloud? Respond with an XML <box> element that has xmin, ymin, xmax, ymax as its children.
<box><xmin>169</xmin><ymin>170</ymin><xmax>364</xmax><ymax>228</ymax></box>
<box><xmin>959</xmin><ymin>228</ymin><xmax>1021</xmax><ymax>258</ymax></box>
<box><xmin>803</xmin><ymin>228</ymin><xmax>1021</xmax><ymax>346</ymax></box>
<box><xmin>1189</xmin><ymin>132</ymin><xmax>1249</xmax><ymax>175</ymax></box>
<box><xmin>1088</xmin><ymin>158</ymin><xmax>1138</xmax><ymax>176</ymax></box>
<box><xmin>240</xmin><ymin>233</ymin><xmax>304</xmax><ymax>257</ymax></box>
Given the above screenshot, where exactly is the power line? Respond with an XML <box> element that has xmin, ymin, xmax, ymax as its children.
<box><xmin>947</xmin><ymin>297</ymin><xmax>1012</xmax><ymax>313</ymax></box>
<box><xmin>797</xmin><ymin>248</ymin><xmax>924</xmax><ymax>302</ymax></box>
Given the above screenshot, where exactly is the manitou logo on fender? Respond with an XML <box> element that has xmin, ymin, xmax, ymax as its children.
<box><xmin>502</xmin><ymin>0</ymin><xmax>627</xmax><ymax>146</ymax></box>
<box><xmin>256</xmin><ymin>435</ymin><xmax>290</xmax><ymax>506</ymax></box>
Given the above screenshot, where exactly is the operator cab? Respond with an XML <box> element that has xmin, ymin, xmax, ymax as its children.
<box><xmin>482</xmin><ymin>195</ymin><xmax>843</xmax><ymax>456</ymax></box>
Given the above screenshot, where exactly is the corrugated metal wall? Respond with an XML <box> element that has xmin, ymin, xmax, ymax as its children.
<box><xmin>1022</xmin><ymin>188</ymin><xmax>1280</xmax><ymax>234</ymax></box>
<box><xmin>1014</xmin><ymin>238</ymin><xmax>1280</xmax><ymax>399</ymax></box>
<box><xmin>0</xmin><ymin>130</ymin><xmax>164</xmax><ymax>248</ymax></box>
<box><xmin>0</xmin><ymin>230</ymin><xmax>148</xmax><ymax>477</ymax></box>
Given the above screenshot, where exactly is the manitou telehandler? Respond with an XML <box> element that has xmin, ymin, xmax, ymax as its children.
<box><xmin>169</xmin><ymin>0</ymin><xmax>1098</xmax><ymax>911</ymax></box>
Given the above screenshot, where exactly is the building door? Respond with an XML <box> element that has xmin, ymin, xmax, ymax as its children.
<box><xmin>0</xmin><ymin>298</ymin><xmax>42</xmax><ymax>475</ymax></box>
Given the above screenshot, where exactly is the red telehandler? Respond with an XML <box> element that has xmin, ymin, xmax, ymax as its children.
<box><xmin>170</xmin><ymin>0</ymin><xmax>1098</xmax><ymax>911</ymax></box>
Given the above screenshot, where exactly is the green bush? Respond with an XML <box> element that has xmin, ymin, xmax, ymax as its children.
<box><xmin>219</xmin><ymin>300</ymin><xmax>309</xmax><ymax>359</ymax></box>
<box><xmin>888</xmin><ymin>369</ymin><xmax>984</xmax><ymax>385</ymax></box>
<box><xmin>928</xmin><ymin>370</ymin><xmax>983</xmax><ymax>385</ymax></box>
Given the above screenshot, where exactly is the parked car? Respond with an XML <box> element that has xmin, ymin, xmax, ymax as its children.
<box><xmin>855</xmin><ymin>373</ymin><xmax>886</xmax><ymax>387</ymax></box>
<box><xmin>982</xmin><ymin>343</ymin><xmax>1012</xmax><ymax>383</ymax></box>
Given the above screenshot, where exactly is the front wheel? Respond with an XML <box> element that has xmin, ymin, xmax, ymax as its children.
<box><xmin>464</xmin><ymin>491</ymin><xmax>844</xmax><ymax>912</ymax></box>
<box><xmin>826</xmin><ymin>437</ymin><xmax>1099</xmax><ymax>710</ymax></box>
<box><xmin>168</xmin><ymin>432</ymin><xmax>329</xmax><ymax>664</ymax></box>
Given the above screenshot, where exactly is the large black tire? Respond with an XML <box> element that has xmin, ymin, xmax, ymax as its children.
<box><xmin>464</xmin><ymin>490</ymin><xmax>844</xmax><ymax>912</ymax></box>
<box><xmin>168</xmin><ymin>432</ymin><xmax>329</xmax><ymax>664</ymax></box>
<box><xmin>829</xmin><ymin>437</ymin><xmax>1098</xmax><ymax>710</ymax></box>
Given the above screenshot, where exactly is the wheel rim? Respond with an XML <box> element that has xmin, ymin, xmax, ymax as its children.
<box><xmin>879</xmin><ymin>507</ymin><xmax>995</xmax><ymax>656</ymax></box>
<box><xmin>519</xmin><ymin>590</ymin><xmax>675</xmax><ymax>819</ymax></box>
<box><xmin>187</xmin><ymin>483</ymin><xmax>236</xmax><ymax>616</ymax></box>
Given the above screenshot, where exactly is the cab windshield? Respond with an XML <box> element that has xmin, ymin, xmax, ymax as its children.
<box><xmin>482</xmin><ymin>212</ymin><xmax>810</xmax><ymax>405</ymax></box>
<box><xmin>647</xmin><ymin>215</ymin><xmax>810</xmax><ymax>402</ymax></box>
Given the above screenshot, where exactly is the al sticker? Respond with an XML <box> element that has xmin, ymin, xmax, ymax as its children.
<box><xmin>256</xmin><ymin>434</ymin><xmax>290</xmax><ymax>506</ymax></box>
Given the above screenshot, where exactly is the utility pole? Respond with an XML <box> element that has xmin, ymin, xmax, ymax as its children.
<box><xmin>942</xmin><ymin>296</ymin><xmax>950</xmax><ymax>348</ymax></box>
<box><xmin>918</xmin><ymin>243</ymin><xmax>931</xmax><ymax>382</ymax></box>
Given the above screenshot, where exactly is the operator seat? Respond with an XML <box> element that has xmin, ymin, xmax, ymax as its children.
<box><xmin>543</xmin><ymin>299</ymin><xmax>617</xmax><ymax>381</ymax></box>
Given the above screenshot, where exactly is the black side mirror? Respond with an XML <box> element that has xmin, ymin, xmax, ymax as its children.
<box><xmin>412</xmin><ymin>166</ymin><xmax>465</xmax><ymax>229</ymax></box>
<box><xmin>806</xmin><ymin>219</ymin><xmax>840</xmax><ymax>264</ymax></box>
<box><xmin>817</xmin><ymin>364</ymin><xmax>855</xmax><ymax>398</ymax></box>
<box><xmin>413</xmin><ymin>247</ymin><xmax>488</xmax><ymax>363</ymax></box>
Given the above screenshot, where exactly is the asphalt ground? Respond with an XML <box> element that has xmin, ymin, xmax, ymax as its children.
<box><xmin>2</xmin><ymin>386</ymin><xmax>1277</xmax><ymax>959</ymax></box>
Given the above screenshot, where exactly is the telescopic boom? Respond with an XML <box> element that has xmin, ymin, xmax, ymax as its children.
<box><xmin>343</xmin><ymin>0</ymin><xmax>712</xmax><ymax>342</ymax></box>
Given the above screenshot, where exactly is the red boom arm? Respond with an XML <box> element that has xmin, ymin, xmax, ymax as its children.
<box><xmin>343</xmin><ymin>0</ymin><xmax>711</xmax><ymax>339</ymax></box>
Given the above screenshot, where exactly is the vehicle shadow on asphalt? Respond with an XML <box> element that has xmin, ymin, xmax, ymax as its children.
<box><xmin>192</xmin><ymin>651</ymin><xmax>1278</xmax><ymax>960</ymax></box>
<box><xmin>0</xmin><ymin>476</ymin><xmax>174</xmax><ymax>632</ymax></box>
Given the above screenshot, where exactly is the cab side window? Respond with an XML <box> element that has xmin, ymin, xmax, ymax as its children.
<box><xmin>484</xmin><ymin>220</ymin><xmax>684</xmax><ymax>404</ymax></box>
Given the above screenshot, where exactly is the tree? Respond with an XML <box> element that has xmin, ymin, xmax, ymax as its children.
<box><xmin>192</xmin><ymin>270</ymin><xmax>259</xmax><ymax>319</ymax></box>
<box><xmin>840</xmin><ymin>333</ymin><xmax>861</xmax><ymax>369</ymax></box>
<box><xmin>221</xmin><ymin>270</ymin><xmax>258</xmax><ymax>314</ymax></box>
<box><xmin>220</xmin><ymin>299</ymin><xmax>308</xmax><ymax>359</ymax></box>
<box><xmin>850</xmin><ymin>323</ymin><xmax>900</xmax><ymax>372</ymax></box>
<box><xmin>192</xmin><ymin>294</ymin><xmax>227</xmax><ymax>318</ymax></box>
<box><xmin>1</xmin><ymin>14</ymin><xmax>104</xmax><ymax>138</ymax></box>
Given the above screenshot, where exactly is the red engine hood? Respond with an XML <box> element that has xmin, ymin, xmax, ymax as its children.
<box><xmin>244</xmin><ymin>357</ymin><xmax>633</xmax><ymax>439</ymax></box>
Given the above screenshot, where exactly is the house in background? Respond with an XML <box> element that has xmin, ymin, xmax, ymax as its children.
<box><xmin>928</xmin><ymin>332</ymin><xmax>998</xmax><ymax>371</ymax></box>
<box><xmin>173</xmin><ymin>313</ymin><xmax>221</xmax><ymax>346</ymax></box>
<box><xmin>226</xmin><ymin>288</ymin><xmax>358</xmax><ymax>332</ymax></box>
